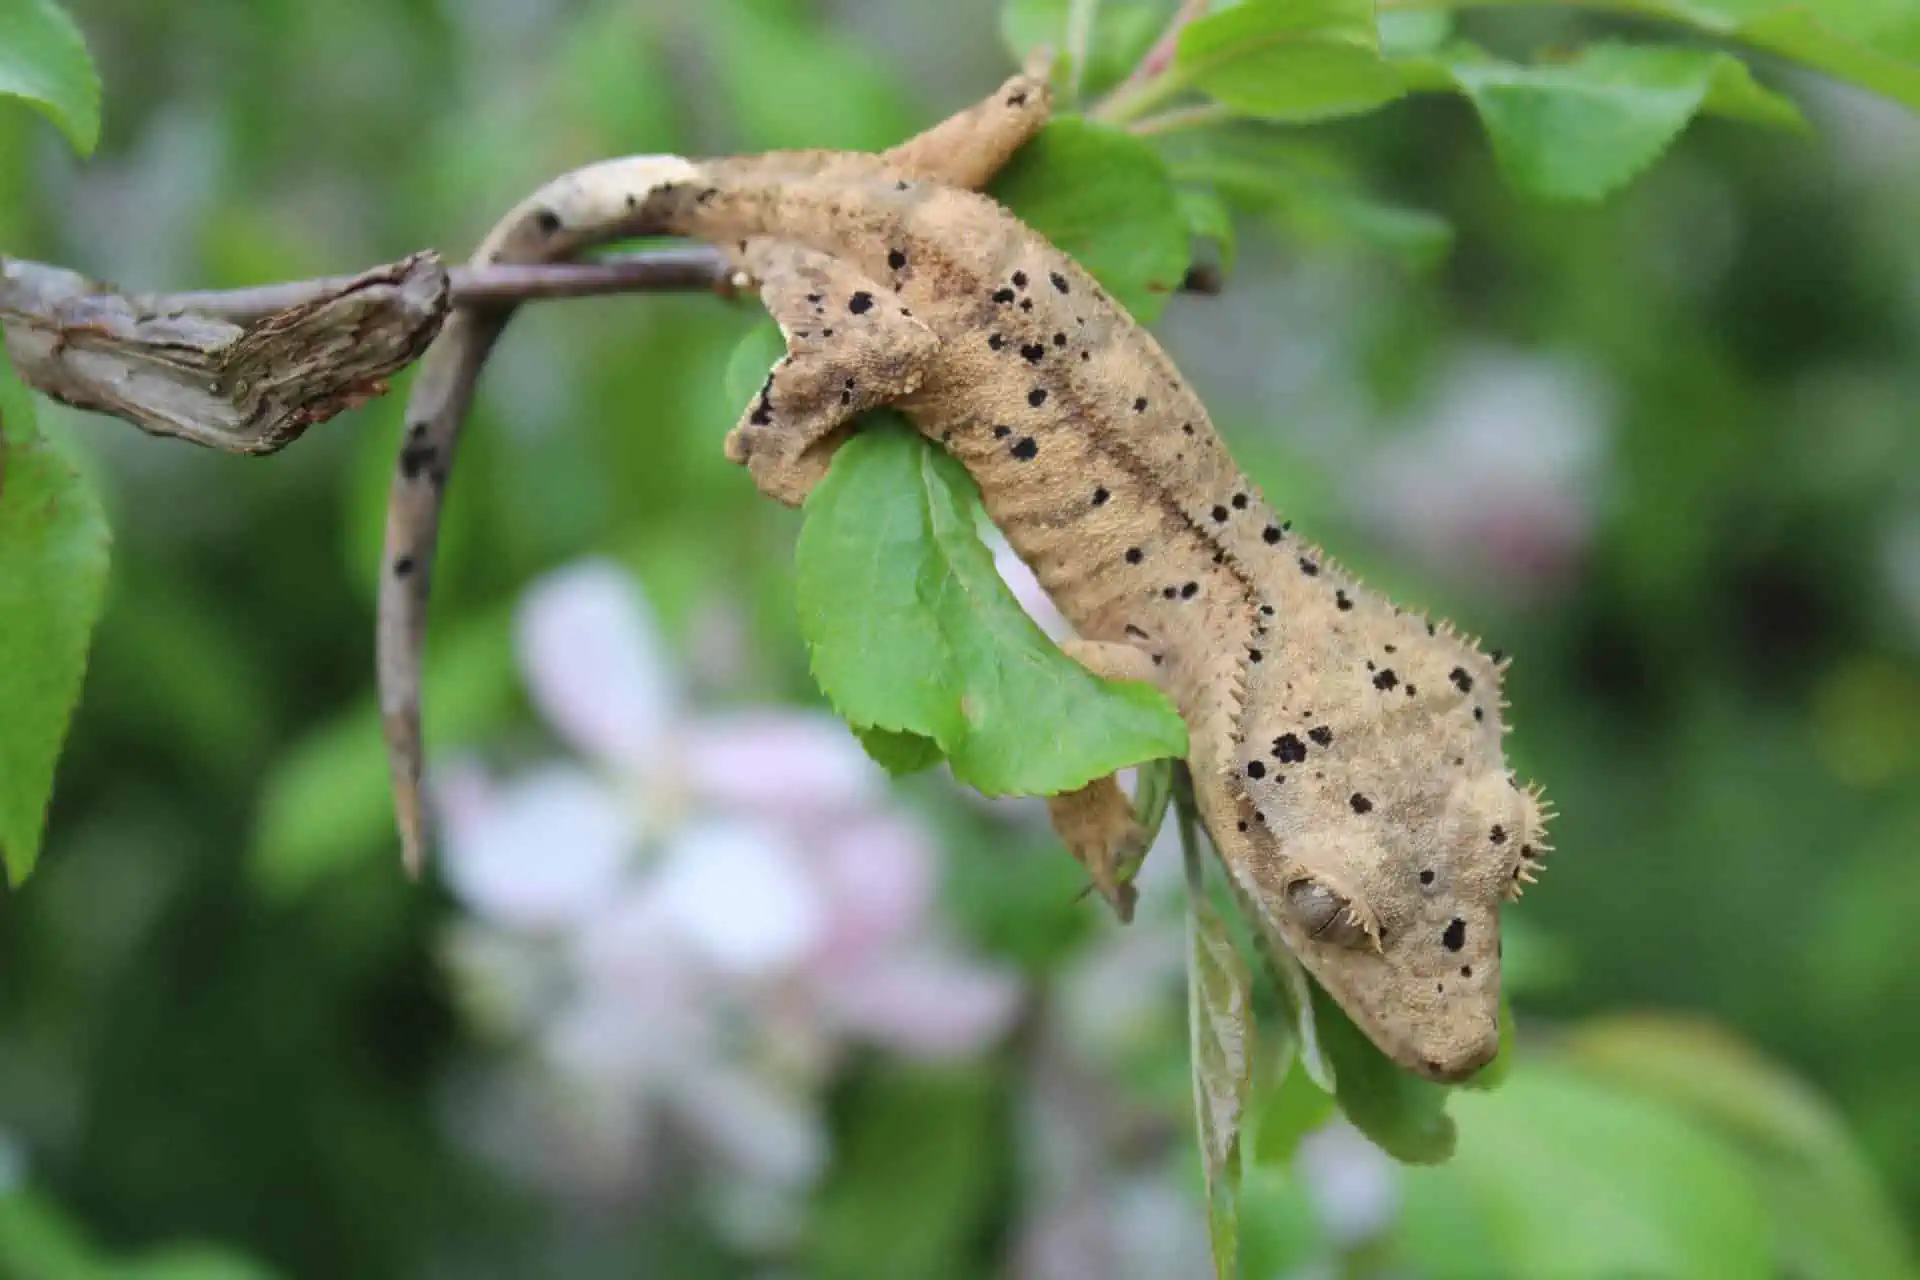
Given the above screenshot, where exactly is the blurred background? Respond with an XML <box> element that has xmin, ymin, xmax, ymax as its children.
<box><xmin>3</xmin><ymin>0</ymin><xmax>1919</xmax><ymax>1276</ymax></box>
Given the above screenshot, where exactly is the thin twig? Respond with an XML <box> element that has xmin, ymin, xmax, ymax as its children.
<box><xmin>143</xmin><ymin>248</ymin><xmax>736</xmax><ymax>324</ymax></box>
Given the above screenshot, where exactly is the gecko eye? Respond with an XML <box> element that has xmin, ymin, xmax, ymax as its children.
<box><xmin>1284</xmin><ymin>881</ymin><xmax>1370</xmax><ymax>949</ymax></box>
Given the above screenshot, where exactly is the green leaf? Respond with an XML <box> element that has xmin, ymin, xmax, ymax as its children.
<box><xmin>1251</xmin><ymin>1057</ymin><xmax>1337</xmax><ymax>1166</ymax></box>
<box><xmin>1417</xmin><ymin>42</ymin><xmax>1807</xmax><ymax>202</ymax></box>
<box><xmin>1166</xmin><ymin>135</ymin><xmax>1452</xmax><ymax>267</ymax></box>
<box><xmin>1176</xmin><ymin>185</ymin><xmax>1238</xmax><ymax>272</ymax></box>
<box><xmin>852</xmin><ymin>724</ymin><xmax>944</xmax><ymax>775</ymax></box>
<box><xmin>1560</xmin><ymin>1015</ymin><xmax>1916</xmax><ymax>1280</ymax></box>
<box><xmin>1398</xmin><ymin>1060</ymin><xmax>1773</xmax><ymax>1278</ymax></box>
<box><xmin>0</xmin><ymin>368</ymin><xmax>109</xmax><ymax>886</ymax></box>
<box><xmin>1184</xmin><ymin>823</ymin><xmax>1253</xmax><ymax>1279</ymax></box>
<box><xmin>1309</xmin><ymin>979</ymin><xmax>1458</xmax><ymax>1164</ymax></box>
<box><xmin>1378</xmin><ymin>9</ymin><xmax>1455</xmax><ymax>58</ymax></box>
<box><xmin>989</xmin><ymin>117</ymin><xmax>1191</xmax><ymax>322</ymax></box>
<box><xmin>1175</xmin><ymin>0</ymin><xmax>1405</xmax><ymax>122</ymax></box>
<box><xmin>796</xmin><ymin>423</ymin><xmax>1187</xmax><ymax>797</ymax></box>
<box><xmin>1613</xmin><ymin>0</ymin><xmax>1920</xmax><ymax>111</ymax></box>
<box><xmin>0</xmin><ymin>0</ymin><xmax>100</xmax><ymax>153</ymax></box>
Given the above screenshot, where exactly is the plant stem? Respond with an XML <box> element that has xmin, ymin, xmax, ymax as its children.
<box><xmin>1090</xmin><ymin>0</ymin><xmax>1210</xmax><ymax>124</ymax></box>
<box><xmin>1129</xmin><ymin>101</ymin><xmax>1237</xmax><ymax>137</ymax></box>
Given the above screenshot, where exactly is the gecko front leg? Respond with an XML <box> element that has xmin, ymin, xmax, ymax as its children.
<box><xmin>1046</xmin><ymin>639</ymin><xmax>1167</xmax><ymax>923</ymax></box>
<box><xmin>724</xmin><ymin>241</ymin><xmax>938</xmax><ymax>506</ymax></box>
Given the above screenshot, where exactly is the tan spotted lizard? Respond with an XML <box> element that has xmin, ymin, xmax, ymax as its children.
<box><xmin>379</xmin><ymin>65</ymin><xmax>1551</xmax><ymax>1082</ymax></box>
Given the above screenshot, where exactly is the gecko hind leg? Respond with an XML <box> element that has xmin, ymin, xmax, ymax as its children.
<box><xmin>724</xmin><ymin>241</ymin><xmax>938</xmax><ymax>507</ymax></box>
<box><xmin>1046</xmin><ymin>639</ymin><xmax>1167</xmax><ymax>923</ymax></box>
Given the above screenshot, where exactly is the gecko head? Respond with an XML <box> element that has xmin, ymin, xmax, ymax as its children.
<box><xmin>1250</xmin><ymin>767</ymin><xmax>1547</xmax><ymax>1083</ymax></box>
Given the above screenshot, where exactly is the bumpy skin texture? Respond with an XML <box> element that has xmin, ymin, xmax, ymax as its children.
<box><xmin>382</xmin><ymin>68</ymin><xmax>1550</xmax><ymax>1082</ymax></box>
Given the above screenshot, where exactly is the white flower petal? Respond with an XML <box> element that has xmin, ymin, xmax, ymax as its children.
<box><xmin>810</xmin><ymin>813</ymin><xmax>937</xmax><ymax>962</ymax></box>
<box><xmin>516</xmin><ymin>559</ymin><xmax>681</xmax><ymax>771</ymax></box>
<box><xmin>438</xmin><ymin>766</ymin><xmax>633</xmax><ymax>931</ymax></box>
<box><xmin>1297</xmin><ymin>1121</ymin><xmax>1399</xmax><ymax>1243</ymax></box>
<box><xmin>663</xmin><ymin>1062</ymin><xmax>829</xmax><ymax>1189</ymax></box>
<box><xmin>681</xmin><ymin>710</ymin><xmax>883</xmax><ymax>818</ymax></box>
<box><xmin>652</xmin><ymin>820</ymin><xmax>827</xmax><ymax>978</ymax></box>
<box><xmin>814</xmin><ymin>946</ymin><xmax>1023</xmax><ymax>1059</ymax></box>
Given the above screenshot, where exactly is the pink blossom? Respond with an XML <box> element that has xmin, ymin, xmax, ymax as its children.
<box><xmin>432</xmin><ymin>558</ymin><xmax>1024</xmax><ymax>1212</ymax></box>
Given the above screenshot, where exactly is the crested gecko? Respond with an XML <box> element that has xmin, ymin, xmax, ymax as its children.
<box><xmin>379</xmin><ymin>65</ymin><xmax>1551</xmax><ymax>1082</ymax></box>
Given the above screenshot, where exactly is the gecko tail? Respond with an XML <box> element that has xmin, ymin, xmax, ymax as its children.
<box><xmin>378</xmin><ymin>154</ymin><xmax>709</xmax><ymax>877</ymax></box>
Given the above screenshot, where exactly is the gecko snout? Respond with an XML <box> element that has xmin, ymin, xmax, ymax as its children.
<box><xmin>1414</xmin><ymin>1023</ymin><xmax>1500</xmax><ymax>1083</ymax></box>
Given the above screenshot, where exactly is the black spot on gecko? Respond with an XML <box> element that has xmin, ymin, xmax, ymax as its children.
<box><xmin>1272</xmin><ymin>734</ymin><xmax>1307</xmax><ymax>764</ymax></box>
<box><xmin>1299</xmin><ymin>558</ymin><xmax>1320</xmax><ymax>576</ymax></box>
<box><xmin>993</xmin><ymin>288</ymin><xmax>1015</xmax><ymax>304</ymax></box>
<box><xmin>1053</xmin><ymin>332</ymin><xmax>1066</xmax><ymax>346</ymax></box>
<box><xmin>1520</xmin><ymin>844</ymin><xmax>1536</xmax><ymax>860</ymax></box>
<box><xmin>1180</xmin><ymin>582</ymin><xmax>1198</xmax><ymax>599</ymax></box>
<box><xmin>1126</xmin><ymin>547</ymin><xmax>1144</xmax><ymax>564</ymax></box>
<box><xmin>1133</xmin><ymin>397</ymin><xmax>1148</xmax><ymax>412</ymax></box>
<box><xmin>1212</xmin><ymin>505</ymin><xmax>1229</xmax><ymax>522</ymax></box>
<box><xmin>1373</xmin><ymin>669</ymin><xmax>1399</xmax><ymax>691</ymax></box>
<box><xmin>1019</xmin><ymin>298</ymin><xmax>1034</xmax><ymax>312</ymax></box>
<box><xmin>1443</xmin><ymin>918</ymin><xmax>1467</xmax><ymax>952</ymax></box>
<box><xmin>1050</xmin><ymin>271</ymin><xmax>1069</xmax><ymax>293</ymax></box>
<box><xmin>392</xmin><ymin>556</ymin><xmax>414</xmax><ymax>578</ymax></box>
<box><xmin>1021</xmin><ymin>343</ymin><xmax>1046</xmax><ymax>364</ymax></box>
<box><xmin>887</xmin><ymin>249</ymin><xmax>907</xmax><ymax>270</ymax></box>
<box><xmin>1461</xmin><ymin>965</ymin><xmax>1473</xmax><ymax>978</ymax></box>
<box><xmin>1232</xmin><ymin>493</ymin><xmax>1249</xmax><ymax>509</ymax></box>
<box><xmin>1182</xmin><ymin>423</ymin><xmax>1195</xmax><ymax>435</ymax></box>
<box><xmin>1451</xmin><ymin>667</ymin><xmax>1474</xmax><ymax>692</ymax></box>
<box><xmin>1011</xmin><ymin>437</ymin><xmax>1038</xmax><ymax>461</ymax></box>
<box><xmin>989</xmin><ymin>334</ymin><xmax>1007</xmax><ymax>350</ymax></box>
<box><xmin>1489</xmin><ymin>825</ymin><xmax>1507</xmax><ymax>844</ymax></box>
<box><xmin>993</xmin><ymin>425</ymin><xmax>1012</xmax><ymax>438</ymax></box>
<box><xmin>1092</xmin><ymin>487</ymin><xmax>1110</xmax><ymax>506</ymax></box>
<box><xmin>1162</xmin><ymin>587</ymin><xmax>1177</xmax><ymax>599</ymax></box>
<box><xmin>848</xmin><ymin>291</ymin><xmax>874</xmax><ymax>314</ymax></box>
<box><xmin>1248</xmin><ymin>648</ymin><xmax>1263</xmax><ymax>662</ymax></box>
<box><xmin>1473</xmin><ymin>707</ymin><xmax>1486</xmax><ymax>722</ymax></box>
<box><xmin>1350</xmin><ymin>793</ymin><xmax>1374</xmax><ymax>814</ymax></box>
<box><xmin>1308</xmin><ymin>726</ymin><xmax>1333</xmax><ymax>747</ymax></box>
<box><xmin>1335</xmin><ymin>590</ymin><xmax>1352</xmax><ymax>611</ymax></box>
<box><xmin>1012</xmin><ymin>270</ymin><xmax>1028</xmax><ymax>288</ymax></box>
<box><xmin>1246</xmin><ymin>761</ymin><xmax>1267</xmax><ymax>779</ymax></box>
<box><xmin>533</xmin><ymin>208</ymin><xmax>562</xmax><ymax>235</ymax></box>
<box><xmin>1263</xmin><ymin>526</ymin><xmax>1283</xmax><ymax>545</ymax></box>
<box><xmin>1419</xmin><ymin>869</ymin><xmax>1435</xmax><ymax>886</ymax></box>
<box><xmin>1006</xmin><ymin>90</ymin><xmax>1028</xmax><ymax>106</ymax></box>
<box><xmin>1028</xmin><ymin>388</ymin><xmax>1048</xmax><ymax>407</ymax></box>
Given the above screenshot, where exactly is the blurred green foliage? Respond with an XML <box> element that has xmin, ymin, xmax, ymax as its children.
<box><xmin>4</xmin><ymin>0</ymin><xmax>1920</xmax><ymax>1276</ymax></box>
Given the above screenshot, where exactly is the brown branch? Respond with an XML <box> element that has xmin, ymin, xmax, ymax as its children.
<box><xmin>153</xmin><ymin>247</ymin><xmax>735</xmax><ymax>322</ymax></box>
<box><xmin>0</xmin><ymin>248</ymin><xmax>738</xmax><ymax>455</ymax></box>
